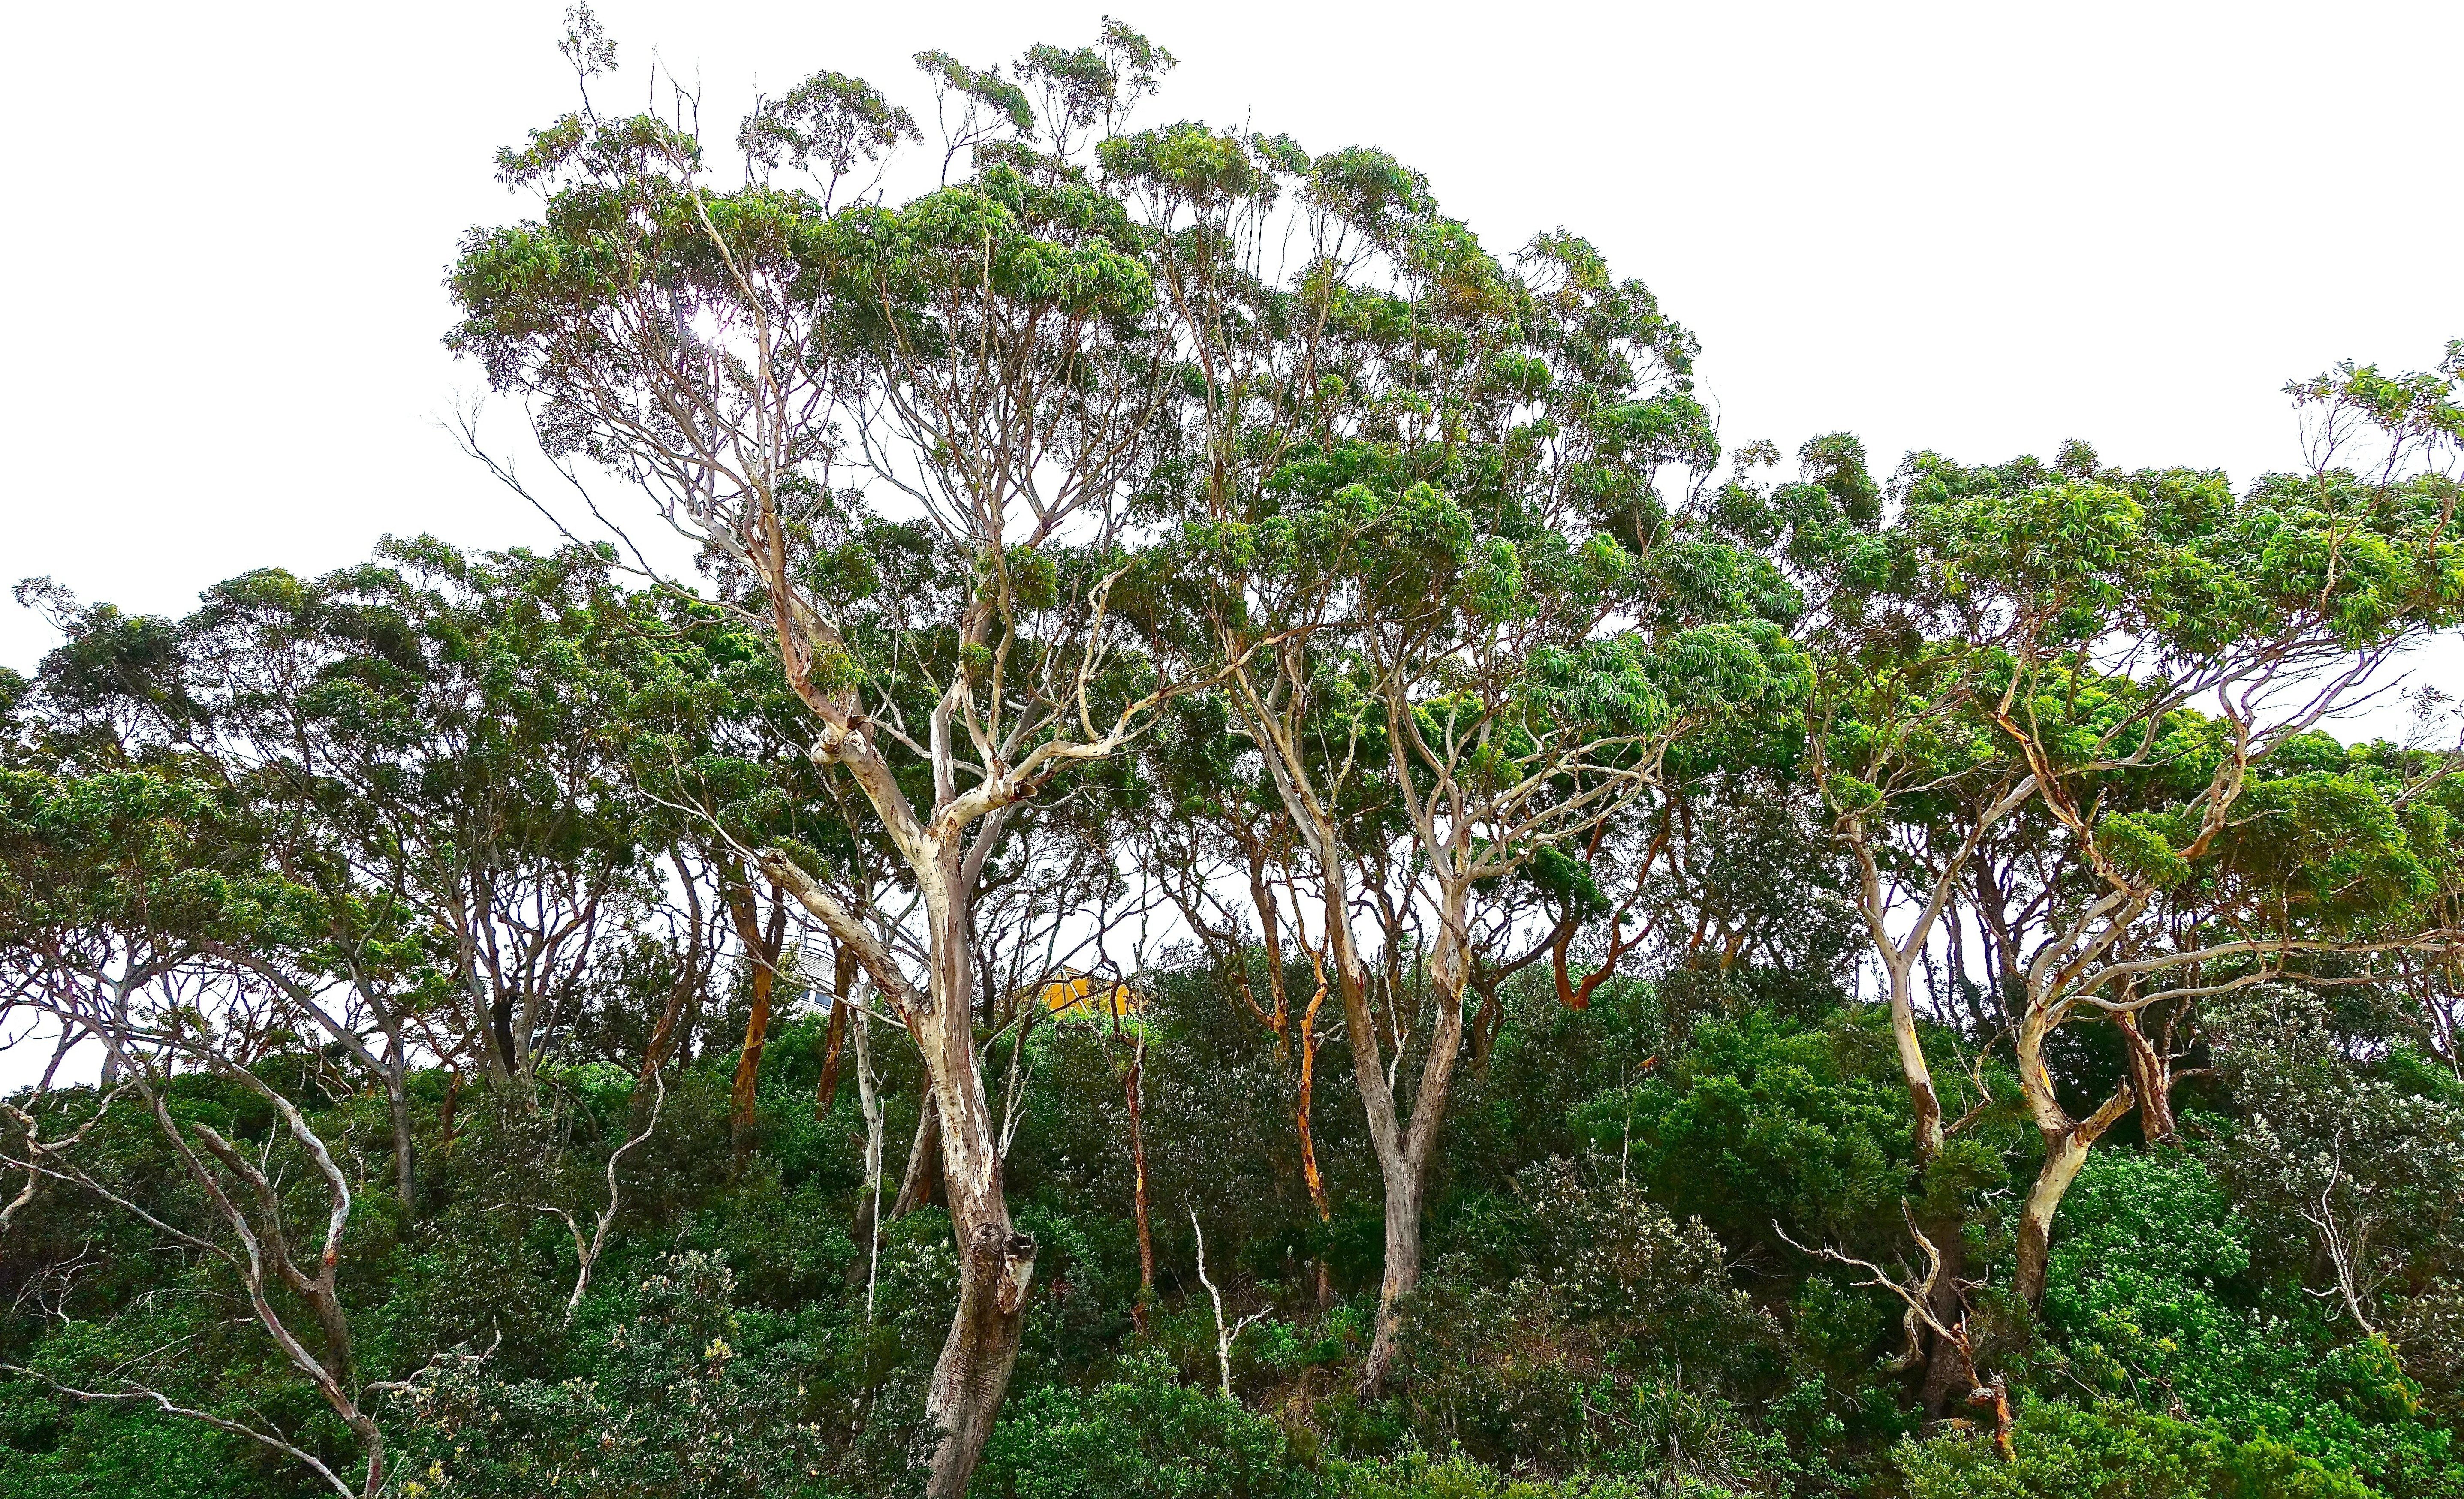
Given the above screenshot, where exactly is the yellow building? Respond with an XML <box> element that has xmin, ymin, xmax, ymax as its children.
<box><xmin>1037</xmin><ymin>971</ymin><xmax>1142</xmax><ymax>1021</ymax></box>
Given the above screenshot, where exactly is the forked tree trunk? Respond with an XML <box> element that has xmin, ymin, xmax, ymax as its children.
<box><xmin>2016</xmin><ymin>1131</ymin><xmax>2090</xmax><ymax>1304</ymax></box>
<box><xmin>2013</xmin><ymin>1096</ymin><xmax>2132</xmax><ymax>1305</ymax></box>
<box><xmin>2117</xmin><ymin>1012</ymin><xmax>2179</xmax><ymax>1143</ymax></box>
<box><xmin>1354</xmin><ymin>884</ymin><xmax>1471</xmax><ymax>1397</ymax></box>
<box><xmin>762</xmin><ymin>824</ymin><xmax>1036</xmax><ymax>1499</ymax></box>
<box><xmin>2014</xmin><ymin>1002</ymin><xmax>2137</xmax><ymax>1305</ymax></box>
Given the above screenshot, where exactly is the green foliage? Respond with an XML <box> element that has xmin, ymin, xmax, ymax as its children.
<box><xmin>1897</xmin><ymin>1400</ymin><xmax>2375</xmax><ymax>1499</ymax></box>
<box><xmin>8</xmin><ymin>16</ymin><xmax>2464</xmax><ymax>1499</ymax></box>
<box><xmin>977</xmin><ymin>1351</ymin><xmax>1323</xmax><ymax>1499</ymax></box>
<box><xmin>2042</xmin><ymin>1153</ymin><xmax>2462</xmax><ymax>1494</ymax></box>
<box><xmin>389</xmin><ymin>1252</ymin><xmax>832</xmax><ymax>1498</ymax></box>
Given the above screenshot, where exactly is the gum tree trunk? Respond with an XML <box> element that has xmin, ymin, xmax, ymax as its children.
<box><xmin>761</xmin><ymin>831</ymin><xmax>1035</xmax><ymax>1499</ymax></box>
<box><xmin>913</xmin><ymin>880</ymin><xmax>1034</xmax><ymax>1499</ymax></box>
<box><xmin>727</xmin><ymin>878</ymin><xmax>787</xmax><ymax>1162</ymax></box>
<box><xmin>2013</xmin><ymin>997</ymin><xmax>2137</xmax><ymax>1305</ymax></box>
<box><xmin>813</xmin><ymin>945</ymin><xmax>855</xmax><ymax>1119</ymax></box>
<box><xmin>1354</xmin><ymin>880</ymin><xmax>1471</xmax><ymax>1397</ymax></box>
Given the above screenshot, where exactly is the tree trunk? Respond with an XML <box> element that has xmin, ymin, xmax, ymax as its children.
<box><xmin>1124</xmin><ymin>1028</ymin><xmax>1155</xmax><ymax>1327</ymax></box>
<box><xmin>913</xmin><ymin>879</ymin><xmax>1034</xmax><ymax>1499</ymax></box>
<box><xmin>640</xmin><ymin>849</ymin><xmax>707</xmax><ymax>1091</ymax></box>
<box><xmin>2014</xmin><ymin>1085</ymin><xmax>2136</xmax><ymax>1305</ymax></box>
<box><xmin>1357</xmin><ymin>883</ymin><xmax>1472</xmax><ymax>1398</ymax></box>
<box><xmin>1295</xmin><ymin>967</ymin><xmax>1331</xmax><ymax>1222</ymax></box>
<box><xmin>850</xmin><ymin>1004</ymin><xmax>887</xmax><ymax>1307</ymax></box>
<box><xmin>2117</xmin><ymin>1012</ymin><xmax>2178</xmax><ymax>1143</ymax></box>
<box><xmin>677</xmin><ymin>977</ymin><xmax>702</xmax><ymax>1068</ymax></box>
<box><xmin>1883</xmin><ymin>952</ymin><xmax>1946</xmax><ymax>1162</ymax></box>
<box><xmin>1916</xmin><ymin>1210</ymin><xmax>1970</xmax><ymax>1417</ymax></box>
<box><xmin>893</xmin><ymin>1091</ymin><xmax>943</xmax><ymax>1219</ymax></box>
<box><xmin>438</xmin><ymin>1066</ymin><xmax>461</xmax><ymax>1150</ymax></box>
<box><xmin>923</xmin><ymin>1220</ymin><xmax>1037</xmax><ymax>1497</ymax></box>
<box><xmin>488</xmin><ymin>985</ymin><xmax>521</xmax><ymax>1087</ymax></box>
<box><xmin>1325</xmin><ymin>885</ymin><xmax>1413</xmax><ymax>1395</ymax></box>
<box><xmin>813</xmin><ymin>945</ymin><xmax>855</xmax><ymax>1120</ymax></box>
<box><xmin>766</xmin><ymin>840</ymin><xmax>1035</xmax><ymax>1497</ymax></box>
<box><xmin>727</xmin><ymin>882</ymin><xmax>787</xmax><ymax>1163</ymax></box>
<box><xmin>2015</xmin><ymin>1126</ymin><xmax>2094</xmax><ymax>1305</ymax></box>
<box><xmin>2015</xmin><ymin>993</ymin><xmax>2137</xmax><ymax>1306</ymax></box>
<box><xmin>639</xmin><ymin>985</ymin><xmax>687</xmax><ymax>1085</ymax></box>
<box><xmin>386</xmin><ymin>1051</ymin><xmax>415</xmax><ymax>1208</ymax></box>
<box><xmin>1361</xmin><ymin>1163</ymin><xmax>1425</xmax><ymax>1394</ymax></box>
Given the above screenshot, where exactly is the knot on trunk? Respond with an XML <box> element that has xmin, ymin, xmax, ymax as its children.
<box><xmin>963</xmin><ymin>1223</ymin><xmax>1038</xmax><ymax>1317</ymax></box>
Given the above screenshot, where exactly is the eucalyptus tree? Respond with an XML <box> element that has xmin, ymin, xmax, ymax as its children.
<box><xmin>1768</xmin><ymin>346</ymin><xmax>2464</xmax><ymax>1355</ymax></box>
<box><xmin>12</xmin><ymin>577</ymin><xmax>439</xmax><ymax>1198</ymax></box>
<box><xmin>611</xmin><ymin>588</ymin><xmax>863</xmax><ymax>1152</ymax></box>
<box><xmin>447</xmin><ymin>14</ymin><xmax>1199</xmax><ymax>1488</ymax></box>
<box><xmin>172</xmin><ymin>540</ymin><xmax>662</xmax><ymax>1103</ymax></box>
<box><xmin>0</xmin><ymin>763</ymin><xmax>399</xmax><ymax>1498</ymax></box>
<box><xmin>1114</xmin><ymin>126</ymin><xmax>1809</xmax><ymax>1390</ymax></box>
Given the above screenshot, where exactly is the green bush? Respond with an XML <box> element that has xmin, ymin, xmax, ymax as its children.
<box><xmin>1896</xmin><ymin>1399</ymin><xmax>2374</xmax><ymax>1499</ymax></box>
<box><xmin>976</xmin><ymin>1350</ymin><xmax>1326</xmax><ymax>1499</ymax></box>
<box><xmin>2043</xmin><ymin>1152</ymin><xmax>2461</xmax><ymax>1494</ymax></box>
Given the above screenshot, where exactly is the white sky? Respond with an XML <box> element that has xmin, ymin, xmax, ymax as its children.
<box><xmin>6</xmin><ymin>0</ymin><xmax>2462</xmax><ymax>714</ymax></box>
<box><xmin>4</xmin><ymin>0</ymin><xmax>2461</xmax><ymax>1089</ymax></box>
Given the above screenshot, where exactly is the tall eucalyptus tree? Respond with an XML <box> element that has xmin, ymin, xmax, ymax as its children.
<box><xmin>1114</xmin><ymin>126</ymin><xmax>1809</xmax><ymax>1390</ymax></box>
<box><xmin>1757</xmin><ymin>345</ymin><xmax>2464</xmax><ymax>1403</ymax></box>
<box><xmin>447</xmin><ymin>14</ymin><xmax>1196</xmax><ymax>1488</ymax></box>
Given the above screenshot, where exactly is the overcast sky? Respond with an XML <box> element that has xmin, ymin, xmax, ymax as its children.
<box><xmin>8</xmin><ymin>1</ymin><xmax>2461</xmax><ymax>711</ymax></box>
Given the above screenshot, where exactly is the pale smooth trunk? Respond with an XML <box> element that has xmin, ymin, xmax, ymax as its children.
<box><xmin>915</xmin><ymin>882</ymin><xmax>1034</xmax><ymax>1499</ymax></box>
<box><xmin>1357</xmin><ymin>888</ymin><xmax>1470</xmax><ymax>1397</ymax></box>
<box><xmin>2013</xmin><ymin>1004</ymin><xmax>2135</xmax><ymax>1306</ymax></box>
<box><xmin>2015</xmin><ymin>1127</ymin><xmax>2097</xmax><ymax>1305</ymax></box>
<box><xmin>386</xmin><ymin>1054</ymin><xmax>415</xmax><ymax>1208</ymax></box>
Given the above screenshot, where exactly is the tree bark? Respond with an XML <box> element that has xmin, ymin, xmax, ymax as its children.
<box><xmin>384</xmin><ymin>1049</ymin><xmax>414</xmax><ymax>1209</ymax></box>
<box><xmin>1882</xmin><ymin>949</ymin><xmax>1947</xmax><ymax>1162</ymax></box>
<box><xmin>1295</xmin><ymin>963</ymin><xmax>1331</xmax><ymax>1222</ymax></box>
<box><xmin>726</xmin><ymin>879</ymin><xmax>787</xmax><ymax>1164</ymax></box>
<box><xmin>2014</xmin><ymin>1000</ymin><xmax>2137</xmax><ymax>1304</ymax></box>
<box><xmin>892</xmin><ymin>1090</ymin><xmax>943</xmax><ymax>1219</ymax></box>
<box><xmin>2117</xmin><ymin>1011</ymin><xmax>2179</xmax><ymax>1143</ymax></box>
<box><xmin>813</xmin><ymin>945</ymin><xmax>855</xmax><ymax>1120</ymax></box>
<box><xmin>757</xmin><ymin>839</ymin><xmax>1038</xmax><ymax>1498</ymax></box>
<box><xmin>639</xmin><ymin>849</ymin><xmax>708</xmax><ymax>1093</ymax></box>
<box><xmin>912</xmin><ymin>875</ymin><xmax>1035</xmax><ymax>1499</ymax></box>
<box><xmin>1356</xmin><ymin>882</ymin><xmax>1472</xmax><ymax>1397</ymax></box>
<box><xmin>924</xmin><ymin>1220</ymin><xmax>1037</xmax><ymax>1496</ymax></box>
<box><xmin>1362</xmin><ymin>1164</ymin><xmax>1426</xmax><ymax>1394</ymax></box>
<box><xmin>1916</xmin><ymin>1210</ymin><xmax>1971</xmax><ymax>1418</ymax></box>
<box><xmin>2013</xmin><ymin>1083</ymin><xmax>2135</xmax><ymax>1305</ymax></box>
<box><xmin>1325</xmin><ymin>888</ymin><xmax>1411</xmax><ymax>1395</ymax></box>
<box><xmin>1124</xmin><ymin>1027</ymin><xmax>1155</xmax><ymax>1327</ymax></box>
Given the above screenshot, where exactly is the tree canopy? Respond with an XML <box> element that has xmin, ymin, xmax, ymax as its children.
<box><xmin>2</xmin><ymin>12</ymin><xmax>2463</xmax><ymax>1499</ymax></box>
